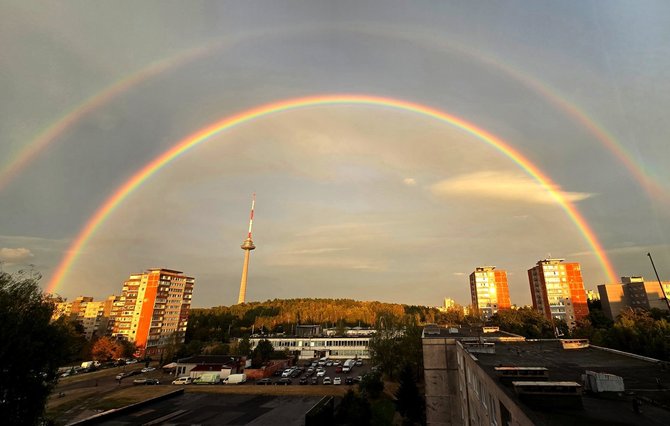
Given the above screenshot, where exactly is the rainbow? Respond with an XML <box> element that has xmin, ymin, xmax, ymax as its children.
<box><xmin>2</xmin><ymin>25</ymin><xmax>665</xmax><ymax>205</ymax></box>
<box><xmin>46</xmin><ymin>94</ymin><xmax>618</xmax><ymax>294</ymax></box>
<box><xmin>0</xmin><ymin>44</ymin><xmax>216</xmax><ymax>191</ymax></box>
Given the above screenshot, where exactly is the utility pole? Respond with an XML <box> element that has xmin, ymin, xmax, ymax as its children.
<box><xmin>647</xmin><ymin>252</ymin><xmax>670</xmax><ymax>311</ymax></box>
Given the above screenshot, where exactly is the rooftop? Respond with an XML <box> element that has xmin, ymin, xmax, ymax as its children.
<box><xmin>422</xmin><ymin>324</ymin><xmax>523</xmax><ymax>340</ymax></box>
<box><xmin>472</xmin><ymin>340</ymin><xmax>670</xmax><ymax>425</ymax></box>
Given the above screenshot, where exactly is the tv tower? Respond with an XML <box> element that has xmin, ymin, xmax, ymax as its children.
<box><xmin>237</xmin><ymin>193</ymin><xmax>256</xmax><ymax>304</ymax></box>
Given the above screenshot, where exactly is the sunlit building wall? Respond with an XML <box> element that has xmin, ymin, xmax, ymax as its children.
<box><xmin>528</xmin><ymin>259</ymin><xmax>588</xmax><ymax>328</ymax></box>
<box><xmin>469</xmin><ymin>266</ymin><xmax>511</xmax><ymax>320</ymax></box>
<box><xmin>112</xmin><ymin>268</ymin><xmax>194</xmax><ymax>356</ymax></box>
<box><xmin>598</xmin><ymin>276</ymin><xmax>670</xmax><ymax>320</ymax></box>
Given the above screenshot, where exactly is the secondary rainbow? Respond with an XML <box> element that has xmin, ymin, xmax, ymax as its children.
<box><xmin>3</xmin><ymin>25</ymin><xmax>665</xmax><ymax>204</ymax></box>
<box><xmin>47</xmin><ymin>94</ymin><xmax>618</xmax><ymax>293</ymax></box>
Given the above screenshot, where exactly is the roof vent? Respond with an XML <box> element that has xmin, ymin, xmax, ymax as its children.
<box><xmin>513</xmin><ymin>381</ymin><xmax>583</xmax><ymax>409</ymax></box>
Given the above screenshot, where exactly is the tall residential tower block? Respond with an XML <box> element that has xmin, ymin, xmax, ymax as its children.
<box><xmin>528</xmin><ymin>258</ymin><xmax>588</xmax><ymax>328</ymax></box>
<box><xmin>112</xmin><ymin>268</ymin><xmax>194</xmax><ymax>356</ymax></box>
<box><xmin>469</xmin><ymin>266</ymin><xmax>511</xmax><ymax>320</ymax></box>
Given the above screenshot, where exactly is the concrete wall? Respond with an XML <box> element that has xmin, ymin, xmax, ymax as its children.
<box><xmin>423</xmin><ymin>338</ymin><xmax>463</xmax><ymax>426</ymax></box>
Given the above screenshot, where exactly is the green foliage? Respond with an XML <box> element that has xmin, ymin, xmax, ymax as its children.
<box><xmin>359</xmin><ymin>371</ymin><xmax>384</xmax><ymax>399</ymax></box>
<box><xmin>395</xmin><ymin>364</ymin><xmax>425</xmax><ymax>425</ymax></box>
<box><xmin>236</xmin><ymin>336</ymin><xmax>251</xmax><ymax>356</ymax></box>
<box><xmin>251</xmin><ymin>339</ymin><xmax>274</xmax><ymax>367</ymax></box>
<box><xmin>488</xmin><ymin>307</ymin><xmax>555</xmax><ymax>338</ymax></box>
<box><xmin>370</xmin><ymin>398</ymin><xmax>396</xmax><ymax>426</ymax></box>
<box><xmin>369</xmin><ymin>319</ymin><xmax>423</xmax><ymax>380</ymax></box>
<box><xmin>0</xmin><ymin>272</ymin><xmax>70</xmax><ymax>425</ymax></box>
<box><xmin>336</xmin><ymin>390</ymin><xmax>372</xmax><ymax>425</ymax></box>
<box><xmin>573</xmin><ymin>304</ymin><xmax>670</xmax><ymax>360</ymax></box>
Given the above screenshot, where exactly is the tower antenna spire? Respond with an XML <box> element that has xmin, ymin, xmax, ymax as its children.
<box><xmin>237</xmin><ymin>193</ymin><xmax>256</xmax><ymax>304</ymax></box>
<box><xmin>248</xmin><ymin>192</ymin><xmax>255</xmax><ymax>239</ymax></box>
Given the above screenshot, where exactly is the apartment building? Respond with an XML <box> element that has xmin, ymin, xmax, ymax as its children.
<box><xmin>422</xmin><ymin>326</ymin><xmax>670</xmax><ymax>426</ymax></box>
<box><xmin>528</xmin><ymin>259</ymin><xmax>588</xmax><ymax>328</ymax></box>
<box><xmin>469</xmin><ymin>266</ymin><xmax>511</xmax><ymax>320</ymax></box>
<box><xmin>112</xmin><ymin>268</ymin><xmax>194</xmax><ymax>356</ymax></box>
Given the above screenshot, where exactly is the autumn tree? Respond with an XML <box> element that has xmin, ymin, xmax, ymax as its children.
<box><xmin>91</xmin><ymin>336</ymin><xmax>123</xmax><ymax>361</ymax></box>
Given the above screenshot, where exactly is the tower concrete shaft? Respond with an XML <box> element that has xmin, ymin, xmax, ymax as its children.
<box><xmin>237</xmin><ymin>237</ymin><xmax>255</xmax><ymax>304</ymax></box>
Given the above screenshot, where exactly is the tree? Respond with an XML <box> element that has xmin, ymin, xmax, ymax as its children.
<box><xmin>359</xmin><ymin>371</ymin><xmax>384</xmax><ymax>399</ymax></box>
<box><xmin>336</xmin><ymin>390</ymin><xmax>372</xmax><ymax>425</ymax></box>
<box><xmin>0</xmin><ymin>272</ymin><xmax>70</xmax><ymax>425</ymax></box>
<box><xmin>236</xmin><ymin>336</ymin><xmax>251</xmax><ymax>357</ymax></box>
<box><xmin>254</xmin><ymin>339</ymin><xmax>274</xmax><ymax>362</ymax></box>
<box><xmin>91</xmin><ymin>336</ymin><xmax>123</xmax><ymax>361</ymax></box>
<box><xmin>395</xmin><ymin>364</ymin><xmax>425</xmax><ymax>425</ymax></box>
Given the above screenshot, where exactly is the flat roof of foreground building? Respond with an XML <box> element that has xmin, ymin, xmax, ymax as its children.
<box><xmin>474</xmin><ymin>340</ymin><xmax>670</xmax><ymax>425</ymax></box>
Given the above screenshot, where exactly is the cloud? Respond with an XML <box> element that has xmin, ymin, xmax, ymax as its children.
<box><xmin>0</xmin><ymin>247</ymin><xmax>34</xmax><ymax>263</ymax></box>
<box><xmin>403</xmin><ymin>177</ymin><xmax>417</xmax><ymax>186</ymax></box>
<box><xmin>430</xmin><ymin>171</ymin><xmax>593</xmax><ymax>205</ymax></box>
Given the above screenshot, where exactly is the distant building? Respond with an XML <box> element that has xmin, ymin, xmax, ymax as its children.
<box><xmin>437</xmin><ymin>298</ymin><xmax>458</xmax><ymax>312</ymax></box>
<box><xmin>249</xmin><ymin>336</ymin><xmax>371</xmax><ymax>360</ymax></box>
<box><xmin>598</xmin><ymin>276</ymin><xmax>670</xmax><ymax>320</ymax></box>
<box><xmin>586</xmin><ymin>289</ymin><xmax>600</xmax><ymax>301</ymax></box>
<box><xmin>422</xmin><ymin>326</ymin><xmax>670</xmax><ymax>425</ymax></box>
<box><xmin>52</xmin><ymin>295</ymin><xmax>118</xmax><ymax>339</ymax></box>
<box><xmin>528</xmin><ymin>259</ymin><xmax>588</xmax><ymax>328</ymax></box>
<box><xmin>469</xmin><ymin>266</ymin><xmax>511</xmax><ymax>320</ymax></box>
<box><xmin>112</xmin><ymin>268</ymin><xmax>194</xmax><ymax>356</ymax></box>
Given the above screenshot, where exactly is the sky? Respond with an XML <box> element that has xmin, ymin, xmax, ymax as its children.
<box><xmin>1</xmin><ymin>0</ymin><xmax>669</xmax><ymax>308</ymax></box>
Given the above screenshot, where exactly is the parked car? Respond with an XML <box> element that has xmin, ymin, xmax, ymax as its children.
<box><xmin>256</xmin><ymin>378</ymin><xmax>273</xmax><ymax>385</ymax></box>
<box><xmin>126</xmin><ymin>359</ymin><xmax>138</xmax><ymax>364</ymax></box>
<box><xmin>311</xmin><ymin>377</ymin><xmax>318</xmax><ymax>385</ymax></box>
<box><xmin>323</xmin><ymin>377</ymin><xmax>332</xmax><ymax>385</ymax></box>
<box><xmin>345</xmin><ymin>377</ymin><xmax>354</xmax><ymax>385</ymax></box>
<box><xmin>335</xmin><ymin>366</ymin><xmax>343</xmax><ymax>373</ymax></box>
<box><xmin>333</xmin><ymin>377</ymin><xmax>342</xmax><ymax>385</ymax></box>
<box><xmin>333</xmin><ymin>360</ymin><xmax>341</xmax><ymax>366</ymax></box>
<box><xmin>274</xmin><ymin>369</ymin><xmax>284</xmax><ymax>376</ymax></box>
<box><xmin>325</xmin><ymin>361</ymin><xmax>333</xmax><ymax>367</ymax></box>
<box><xmin>355</xmin><ymin>360</ymin><xmax>363</xmax><ymax>366</ymax></box>
<box><xmin>141</xmin><ymin>367</ymin><xmax>156</xmax><ymax>373</ymax></box>
<box><xmin>276</xmin><ymin>378</ymin><xmax>292</xmax><ymax>385</ymax></box>
<box><xmin>317</xmin><ymin>370</ymin><xmax>326</xmax><ymax>377</ymax></box>
<box><xmin>299</xmin><ymin>377</ymin><xmax>308</xmax><ymax>385</ymax></box>
<box><xmin>172</xmin><ymin>376</ymin><xmax>193</xmax><ymax>385</ymax></box>
<box><xmin>353</xmin><ymin>376</ymin><xmax>363</xmax><ymax>383</ymax></box>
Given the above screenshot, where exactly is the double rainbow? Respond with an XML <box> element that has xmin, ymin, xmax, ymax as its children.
<box><xmin>46</xmin><ymin>94</ymin><xmax>617</xmax><ymax>294</ymax></box>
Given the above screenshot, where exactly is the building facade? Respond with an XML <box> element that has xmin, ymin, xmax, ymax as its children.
<box><xmin>469</xmin><ymin>266</ymin><xmax>511</xmax><ymax>320</ymax></box>
<box><xmin>248</xmin><ymin>336</ymin><xmax>371</xmax><ymax>359</ymax></box>
<box><xmin>528</xmin><ymin>259</ymin><xmax>588</xmax><ymax>328</ymax></box>
<box><xmin>423</xmin><ymin>326</ymin><xmax>670</xmax><ymax>426</ymax></box>
<box><xmin>52</xmin><ymin>295</ymin><xmax>118</xmax><ymax>339</ymax></box>
<box><xmin>112</xmin><ymin>268</ymin><xmax>194</xmax><ymax>356</ymax></box>
<box><xmin>598</xmin><ymin>276</ymin><xmax>670</xmax><ymax>320</ymax></box>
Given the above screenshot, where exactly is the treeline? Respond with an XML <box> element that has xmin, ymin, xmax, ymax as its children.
<box><xmin>487</xmin><ymin>301</ymin><xmax>670</xmax><ymax>361</ymax></box>
<box><xmin>573</xmin><ymin>301</ymin><xmax>670</xmax><ymax>361</ymax></box>
<box><xmin>186</xmin><ymin>298</ymin><xmax>452</xmax><ymax>343</ymax></box>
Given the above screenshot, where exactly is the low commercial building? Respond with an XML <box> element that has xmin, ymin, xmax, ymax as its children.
<box><xmin>174</xmin><ymin>355</ymin><xmax>244</xmax><ymax>379</ymax></box>
<box><xmin>249</xmin><ymin>336</ymin><xmax>371</xmax><ymax>359</ymax></box>
<box><xmin>423</xmin><ymin>326</ymin><xmax>670</xmax><ymax>425</ymax></box>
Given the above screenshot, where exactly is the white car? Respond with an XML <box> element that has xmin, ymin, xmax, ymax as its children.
<box><xmin>282</xmin><ymin>368</ymin><xmax>295</xmax><ymax>378</ymax></box>
<box><xmin>316</xmin><ymin>370</ymin><xmax>326</xmax><ymax>377</ymax></box>
<box><xmin>171</xmin><ymin>376</ymin><xmax>193</xmax><ymax>385</ymax></box>
<box><xmin>333</xmin><ymin>377</ymin><xmax>342</xmax><ymax>385</ymax></box>
<box><xmin>141</xmin><ymin>367</ymin><xmax>156</xmax><ymax>373</ymax></box>
<box><xmin>323</xmin><ymin>377</ymin><xmax>332</xmax><ymax>385</ymax></box>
